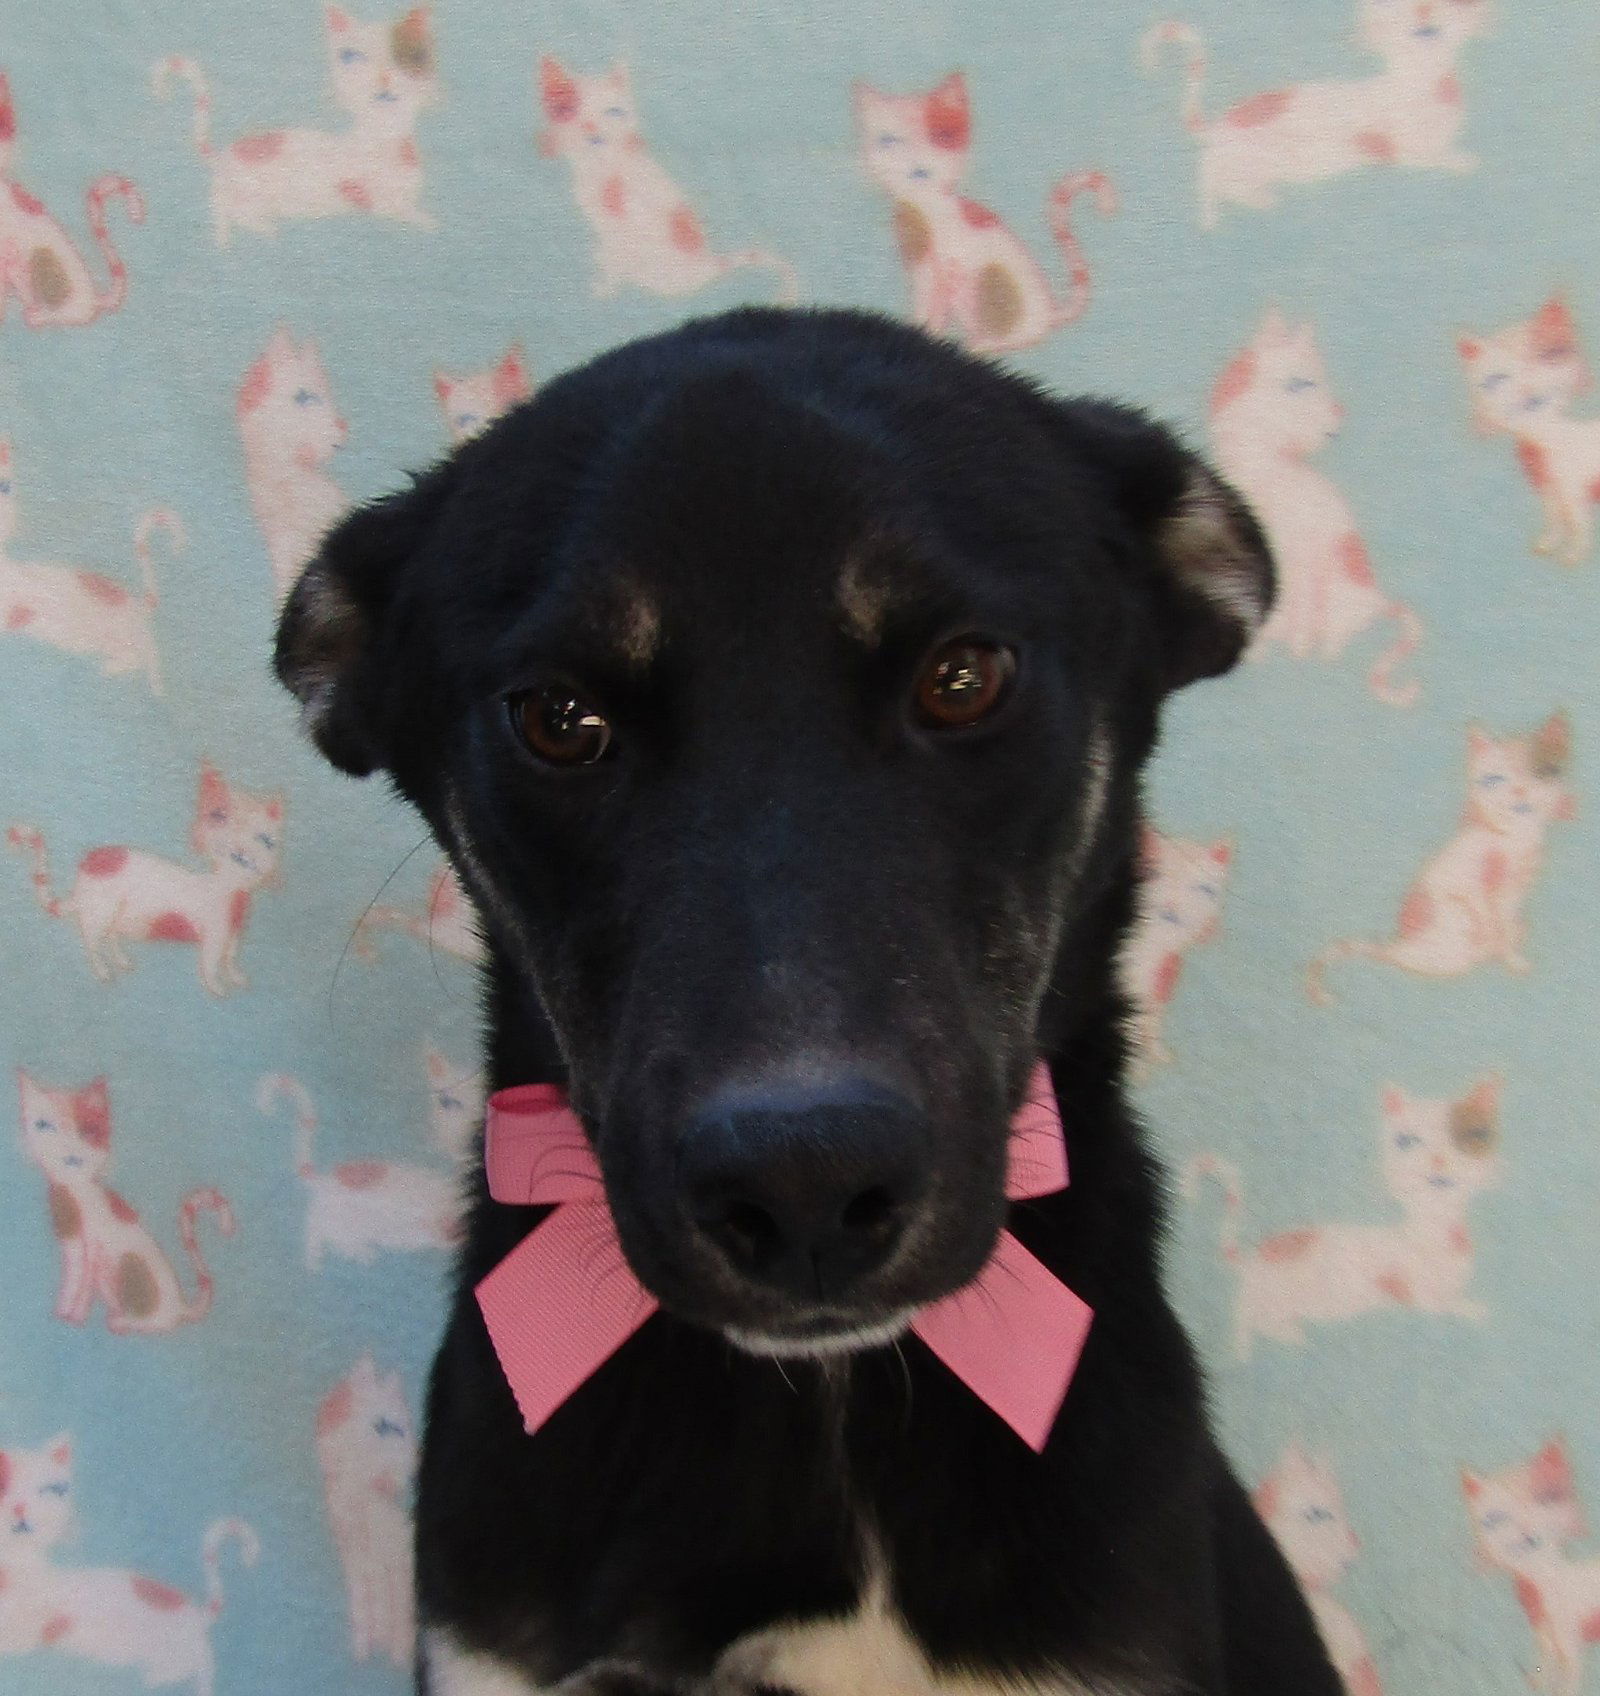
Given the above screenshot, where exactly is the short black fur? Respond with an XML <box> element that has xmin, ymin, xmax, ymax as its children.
<box><xmin>275</xmin><ymin>307</ymin><xmax>1342</xmax><ymax>1696</ymax></box>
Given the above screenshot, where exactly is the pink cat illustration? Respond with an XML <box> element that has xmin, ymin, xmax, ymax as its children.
<box><xmin>8</xmin><ymin>761</ymin><xmax>286</xmax><ymax>996</ymax></box>
<box><xmin>854</xmin><ymin>74</ymin><xmax>1116</xmax><ymax>355</ymax></box>
<box><xmin>434</xmin><ymin>344</ymin><xmax>532</xmax><ymax>444</ymax></box>
<box><xmin>257</xmin><ymin>1074</ymin><xmax>460</xmax><ymax>1270</ymax></box>
<box><xmin>1120</xmin><ymin>827</ymin><xmax>1231</xmax><ymax>1066</ymax></box>
<box><xmin>1458</xmin><ymin>296</ymin><xmax>1600</xmax><ymax>569</ymax></box>
<box><xmin>1142</xmin><ymin>1</ymin><xmax>1488</xmax><ymax>227</ymax></box>
<box><xmin>315</xmin><ymin>1355</ymin><xmax>416</xmax><ymax>1669</ymax></box>
<box><xmin>1210</xmin><ymin>311</ymin><xmax>1421</xmax><ymax>704</ymax></box>
<box><xmin>152</xmin><ymin>7</ymin><xmax>437</xmax><ymax>244</ymax></box>
<box><xmin>1257</xmin><ymin>1447</ymin><xmax>1383</xmax><ymax>1696</ymax></box>
<box><xmin>0</xmin><ymin>441</ymin><xmax>180</xmax><ymax>693</ymax></box>
<box><xmin>354</xmin><ymin>857</ymin><xmax>484</xmax><ymax>965</ymax></box>
<box><xmin>537</xmin><ymin>57</ymin><xmax>798</xmax><ymax>303</ymax></box>
<box><xmin>0</xmin><ymin>1433</ymin><xmax>257</xmax><ymax>1691</ymax></box>
<box><xmin>1464</xmin><ymin>1439</ymin><xmax>1600</xmax><ymax>1696</ymax></box>
<box><xmin>1309</xmin><ymin>716</ymin><xmax>1574</xmax><ymax>1002</ymax></box>
<box><xmin>0</xmin><ymin>72</ymin><xmax>143</xmax><ymax>328</ymax></box>
<box><xmin>237</xmin><ymin>326</ymin><xmax>349</xmax><ymax>607</ymax></box>
<box><xmin>17</xmin><ymin>1071</ymin><xmax>235</xmax><ymax>1333</ymax></box>
<box><xmin>1186</xmin><ymin>1076</ymin><xmax>1500</xmax><ymax>1358</ymax></box>
<box><xmin>425</xmin><ymin>1044</ymin><xmax>484</xmax><ymax>1165</ymax></box>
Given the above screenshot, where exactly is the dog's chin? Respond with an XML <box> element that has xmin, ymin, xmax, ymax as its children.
<box><xmin>721</xmin><ymin>1308</ymin><xmax>916</xmax><ymax>1360</ymax></box>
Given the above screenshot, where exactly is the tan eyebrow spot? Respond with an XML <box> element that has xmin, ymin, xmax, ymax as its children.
<box><xmin>594</xmin><ymin>576</ymin><xmax>661</xmax><ymax>669</ymax></box>
<box><xmin>835</xmin><ymin>551</ymin><xmax>893</xmax><ymax>647</ymax></box>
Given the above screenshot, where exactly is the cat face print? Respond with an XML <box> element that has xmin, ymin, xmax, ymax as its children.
<box><xmin>1458</xmin><ymin>298</ymin><xmax>1592</xmax><ymax>436</ymax></box>
<box><xmin>1465</xmin><ymin>715</ymin><xmax>1574</xmax><ymax>833</ymax></box>
<box><xmin>237</xmin><ymin>328</ymin><xmax>347</xmax><ymax>463</ymax></box>
<box><xmin>1257</xmin><ymin>1446</ymin><xmax>1360</xmax><ymax>1590</ymax></box>
<box><xmin>538</xmin><ymin>59</ymin><xmax>639</xmax><ymax>158</ymax></box>
<box><xmin>1212</xmin><ymin>310</ymin><xmax>1343</xmax><ymax>455</ymax></box>
<box><xmin>425</xmin><ymin>1045</ymin><xmax>484</xmax><ymax>1161</ymax></box>
<box><xmin>1140</xmin><ymin>829</ymin><xmax>1231</xmax><ymax>951</ymax></box>
<box><xmin>0</xmin><ymin>1435</ymin><xmax>75</xmax><ymax>1553</ymax></box>
<box><xmin>1380</xmin><ymin>1078</ymin><xmax>1499</xmax><ymax>1210</ymax></box>
<box><xmin>319</xmin><ymin>1355</ymin><xmax>416</xmax><ymax>1495</ymax></box>
<box><xmin>1359</xmin><ymin>0</ymin><xmax>1491</xmax><ymax>59</ymax></box>
<box><xmin>1464</xmin><ymin>1440</ymin><xmax>1586</xmax><ymax>1572</ymax></box>
<box><xmin>433</xmin><ymin>347</ymin><xmax>531</xmax><ymax>444</ymax></box>
<box><xmin>854</xmin><ymin>74</ymin><xmax>971</xmax><ymax>198</ymax></box>
<box><xmin>326</xmin><ymin>5</ymin><xmax>437</xmax><ymax>128</ymax></box>
<box><xmin>190</xmin><ymin>763</ymin><xmax>286</xmax><ymax>884</ymax></box>
<box><xmin>17</xmin><ymin>1071</ymin><xmax>112</xmax><ymax>1185</ymax></box>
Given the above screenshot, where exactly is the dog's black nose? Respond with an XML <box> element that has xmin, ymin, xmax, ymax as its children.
<box><xmin>678</xmin><ymin>1082</ymin><xmax>929</xmax><ymax>1303</ymax></box>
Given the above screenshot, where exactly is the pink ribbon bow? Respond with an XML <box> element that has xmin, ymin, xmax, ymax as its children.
<box><xmin>475</xmin><ymin>1061</ymin><xmax>1093</xmax><ymax>1451</ymax></box>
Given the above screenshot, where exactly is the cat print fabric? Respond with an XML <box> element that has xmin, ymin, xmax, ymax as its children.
<box><xmin>153</xmin><ymin>8</ymin><xmax>437</xmax><ymax>244</ymax></box>
<box><xmin>8</xmin><ymin>764</ymin><xmax>285</xmax><ymax>996</ymax></box>
<box><xmin>538</xmin><ymin>58</ymin><xmax>798</xmax><ymax>303</ymax></box>
<box><xmin>0</xmin><ymin>73</ymin><xmax>144</xmax><ymax>329</ymax></box>
<box><xmin>315</xmin><ymin>1356</ymin><xmax>416</xmax><ymax>1669</ymax></box>
<box><xmin>1458</xmin><ymin>297</ymin><xmax>1600</xmax><ymax>569</ymax></box>
<box><xmin>0</xmin><ymin>5</ymin><xmax>1595</xmax><ymax>1694</ymax></box>
<box><xmin>1142</xmin><ymin>0</ymin><xmax>1487</xmax><ymax>228</ymax></box>
<box><xmin>17</xmin><ymin>1072</ymin><xmax>236</xmax><ymax>1333</ymax></box>
<box><xmin>1186</xmin><ymin>1077</ymin><xmax>1500</xmax><ymax>1357</ymax></box>
<box><xmin>0</xmin><ymin>1435</ymin><xmax>258</xmax><ymax>1690</ymax></box>
<box><xmin>1464</xmin><ymin>1441</ymin><xmax>1600</xmax><ymax>1696</ymax></box>
<box><xmin>1210</xmin><ymin>312</ymin><xmax>1422</xmax><ymax>705</ymax></box>
<box><xmin>853</xmin><ymin>73</ymin><xmax>1116</xmax><ymax>353</ymax></box>
<box><xmin>1310</xmin><ymin>717</ymin><xmax>1574</xmax><ymax>1001</ymax></box>
<box><xmin>1256</xmin><ymin>1447</ymin><xmax>1383</xmax><ymax>1696</ymax></box>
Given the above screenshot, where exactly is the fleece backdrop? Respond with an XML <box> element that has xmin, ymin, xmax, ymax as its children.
<box><xmin>0</xmin><ymin>1</ymin><xmax>1596</xmax><ymax>1692</ymax></box>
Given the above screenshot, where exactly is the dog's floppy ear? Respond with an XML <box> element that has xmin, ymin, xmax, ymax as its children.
<box><xmin>1050</xmin><ymin>398</ymin><xmax>1275</xmax><ymax>690</ymax></box>
<box><xmin>273</xmin><ymin>463</ymin><xmax>454</xmax><ymax>777</ymax></box>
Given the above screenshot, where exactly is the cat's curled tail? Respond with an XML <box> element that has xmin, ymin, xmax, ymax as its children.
<box><xmin>152</xmin><ymin>58</ymin><xmax>215</xmax><ymax>159</ymax></box>
<box><xmin>1182</xmin><ymin>1153</ymin><xmax>1243</xmax><ymax>1264</ymax></box>
<box><xmin>83</xmin><ymin>176</ymin><xmax>145</xmax><ymax>317</ymax></box>
<box><xmin>1368</xmin><ymin>601</ymin><xmax>1424</xmax><ymax>708</ymax></box>
<box><xmin>7</xmin><ymin>825</ymin><xmax>69</xmax><ymax>920</ymax></box>
<box><xmin>1307</xmin><ymin>940</ymin><xmax>1392</xmax><ymax>1005</ymax></box>
<box><xmin>257</xmin><ymin>1073</ymin><xmax>318</xmax><ymax>1178</ymax></box>
<box><xmin>1140</xmin><ymin>22</ymin><xmax>1208</xmax><ymax>136</ymax></box>
<box><xmin>133</xmin><ymin>509</ymin><xmax>185</xmax><ymax>609</ymax></box>
<box><xmin>1046</xmin><ymin>170</ymin><xmax>1118</xmax><ymax>329</ymax></box>
<box><xmin>718</xmin><ymin>250</ymin><xmax>799</xmax><ymax>306</ymax></box>
<box><xmin>201</xmin><ymin>1518</ymin><xmax>260</xmax><ymax>1618</ymax></box>
<box><xmin>177</xmin><ymin>1188</ymin><xmax>236</xmax><ymax>1323</ymax></box>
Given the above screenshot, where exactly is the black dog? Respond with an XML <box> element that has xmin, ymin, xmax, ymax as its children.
<box><xmin>275</xmin><ymin>307</ymin><xmax>1344</xmax><ymax>1696</ymax></box>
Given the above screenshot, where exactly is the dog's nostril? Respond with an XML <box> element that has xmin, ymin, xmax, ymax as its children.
<box><xmin>703</xmin><ymin>1198</ymin><xmax>783</xmax><ymax>1272</ymax></box>
<box><xmin>841</xmin><ymin>1184</ymin><xmax>896</xmax><ymax>1237</ymax></box>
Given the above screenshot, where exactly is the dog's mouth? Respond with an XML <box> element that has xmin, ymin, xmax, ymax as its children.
<box><xmin>722</xmin><ymin>1306</ymin><xmax>917</xmax><ymax>1360</ymax></box>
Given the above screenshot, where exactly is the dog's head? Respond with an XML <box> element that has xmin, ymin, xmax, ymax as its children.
<box><xmin>276</xmin><ymin>309</ymin><xmax>1271</xmax><ymax>1356</ymax></box>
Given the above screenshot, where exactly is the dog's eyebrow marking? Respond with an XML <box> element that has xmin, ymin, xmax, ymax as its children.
<box><xmin>587</xmin><ymin>573</ymin><xmax>661</xmax><ymax>671</ymax></box>
<box><xmin>835</xmin><ymin>548</ymin><xmax>896</xmax><ymax>648</ymax></box>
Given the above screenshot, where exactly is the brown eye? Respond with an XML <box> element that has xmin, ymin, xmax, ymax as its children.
<box><xmin>913</xmin><ymin>638</ymin><xmax>1017</xmax><ymax>729</ymax></box>
<box><xmin>509</xmin><ymin>685</ymin><xmax>614</xmax><ymax>766</ymax></box>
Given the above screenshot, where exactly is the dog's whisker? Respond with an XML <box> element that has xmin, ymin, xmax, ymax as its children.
<box><xmin>328</xmin><ymin>833</ymin><xmax>430</xmax><ymax>1025</ymax></box>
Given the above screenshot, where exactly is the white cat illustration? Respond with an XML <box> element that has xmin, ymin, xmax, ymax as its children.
<box><xmin>0</xmin><ymin>441</ymin><xmax>179</xmax><ymax>693</ymax></box>
<box><xmin>435</xmin><ymin>345</ymin><xmax>532</xmax><ymax>444</ymax></box>
<box><xmin>537</xmin><ymin>57</ymin><xmax>797</xmax><ymax>302</ymax></box>
<box><xmin>1121</xmin><ymin>827</ymin><xmax>1231</xmax><ymax>1066</ymax></box>
<box><xmin>257</xmin><ymin>1073</ymin><xmax>460</xmax><ymax>1270</ymax></box>
<box><xmin>1310</xmin><ymin>716</ymin><xmax>1574</xmax><ymax>1001</ymax></box>
<box><xmin>1187</xmin><ymin>1076</ymin><xmax>1500</xmax><ymax>1357</ymax></box>
<box><xmin>1143</xmin><ymin>0</ymin><xmax>1488</xmax><ymax>227</ymax></box>
<box><xmin>0</xmin><ymin>1433</ymin><xmax>256</xmax><ymax>1692</ymax></box>
<box><xmin>354</xmin><ymin>858</ymin><xmax>485</xmax><ymax>965</ymax></box>
<box><xmin>1458</xmin><ymin>296</ymin><xmax>1600</xmax><ymax>568</ymax></box>
<box><xmin>316</xmin><ymin>1355</ymin><xmax>416</xmax><ymax>1670</ymax></box>
<box><xmin>153</xmin><ymin>7</ymin><xmax>437</xmax><ymax>244</ymax></box>
<box><xmin>1210</xmin><ymin>311</ymin><xmax>1421</xmax><ymax>704</ymax></box>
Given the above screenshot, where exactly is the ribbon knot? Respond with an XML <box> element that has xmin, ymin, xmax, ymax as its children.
<box><xmin>475</xmin><ymin>1062</ymin><xmax>1092</xmax><ymax>1451</ymax></box>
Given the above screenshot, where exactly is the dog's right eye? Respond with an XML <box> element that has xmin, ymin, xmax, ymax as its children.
<box><xmin>507</xmin><ymin>685</ymin><xmax>615</xmax><ymax>767</ymax></box>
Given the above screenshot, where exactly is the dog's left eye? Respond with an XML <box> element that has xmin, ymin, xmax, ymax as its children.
<box><xmin>508</xmin><ymin>684</ymin><xmax>615</xmax><ymax>766</ymax></box>
<box><xmin>913</xmin><ymin>638</ymin><xmax>1017</xmax><ymax>729</ymax></box>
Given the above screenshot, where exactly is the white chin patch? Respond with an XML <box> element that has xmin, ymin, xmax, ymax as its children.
<box><xmin>723</xmin><ymin>1310</ymin><xmax>915</xmax><ymax>1359</ymax></box>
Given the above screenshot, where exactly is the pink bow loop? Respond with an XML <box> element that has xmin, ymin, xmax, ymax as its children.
<box><xmin>475</xmin><ymin>1060</ymin><xmax>1092</xmax><ymax>1451</ymax></box>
